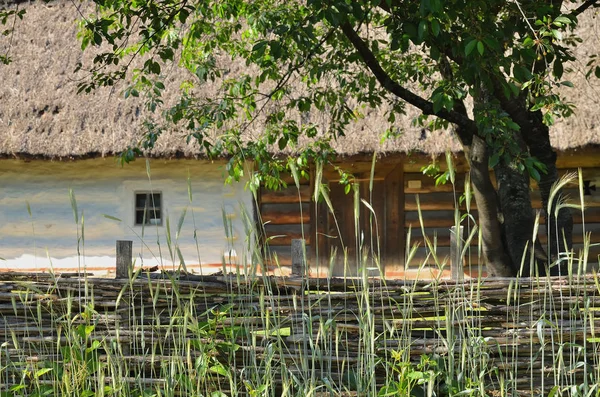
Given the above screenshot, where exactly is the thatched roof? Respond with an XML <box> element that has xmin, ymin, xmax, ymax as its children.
<box><xmin>0</xmin><ymin>1</ymin><xmax>598</xmax><ymax>159</ymax></box>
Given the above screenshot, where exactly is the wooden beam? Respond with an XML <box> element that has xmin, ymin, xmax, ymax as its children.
<box><xmin>450</xmin><ymin>226</ymin><xmax>464</xmax><ymax>280</ymax></box>
<box><xmin>385</xmin><ymin>162</ymin><xmax>404</xmax><ymax>270</ymax></box>
<box><xmin>291</xmin><ymin>239</ymin><xmax>307</xmax><ymax>276</ymax></box>
<box><xmin>116</xmin><ymin>240</ymin><xmax>133</xmax><ymax>279</ymax></box>
<box><xmin>556</xmin><ymin>147</ymin><xmax>600</xmax><ymax>168</ymax></box>
<box><xmin>402</xmin><ymin>147</ymin><xmax>600</xmax><ymax>173</ymax></box>
<box><xmin>260</xmin><ymin>185</ymin><xmax>311</xmax><ymax>204</ymax></box>
<box><xmin>260</xmin><ymin>203</ymin><xmax>311</xmax><ymax>225</ymax></box>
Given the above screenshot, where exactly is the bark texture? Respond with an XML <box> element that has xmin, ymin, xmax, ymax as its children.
<box><xmin>493</xmin><ymin>162</ymin><xmax>537</xmax><ymax>275</ymax></box>
<box><xmin>496</xmin><ymin>93</ymin><xmax>573</xmax><ymax>275</ymax></box>
<box><xmin>464</xmin><ymin>136</ymin><xmax>514</xmax><ymax>276</ymax></box>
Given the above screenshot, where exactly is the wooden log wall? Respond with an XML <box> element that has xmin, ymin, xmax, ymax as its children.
<box><xmin>257</xmin><ymin>161</ymin><xmax>404</xmax><ymax>277</ymax></box>
<box><xmin>404</xmin><ymin>152</ymin><xmax>600</xmax><ymax>275</ymax></box>
<box><xmin>0</xmin><ymin>273</ymin><xmax>598</xmax><ymax>396</ymax></box>
<box><xmin>257</xmin><ymin>150</ymin><xmax>599</xmax><ymax>277</ymax></box>
<box><xmin>258</xmin><ymin>176</ymin><xmax>311</xmax><ymax>272</ymax></box>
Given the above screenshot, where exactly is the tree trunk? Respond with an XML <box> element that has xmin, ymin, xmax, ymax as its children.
<box><xmin>463</xmin><ymin>135</ymin><xmax>514</xmax><ymax>276</ymax></box>
<box><xmin>450</xmin><ymin>97</ymin><xmax>514</xmax><ymax>277</ymax></box>
<box><xmin>495</xmin><ymin>92</ymin><xmax>573</xmax><ymax>274</ymax></box>
<box><xmin>522</xmin><ymin>111</ymin><xmax>573</xmax><ymax>275</ymax></box>
<box><xmin>493</xmin><ymin>162</ymin><xmax>538</xmax><ymax>276</ymax></box>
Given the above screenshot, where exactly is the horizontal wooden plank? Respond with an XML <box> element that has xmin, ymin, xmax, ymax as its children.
<box><xmin>556</xmin><ymin>148</ymin><xmax>600</xmax><ymax>168</ymax></box>
<box><xmin>405</xmin><ymin>207</ymin><xmax>600</xmax><ymax>229</ymax></box>
<box><xmin>405</xmin><ymin>192</ymin><xmax>600</xmax><ymax>211</ymax></box>
<box><xmin>405</xmin><ymin>193</ymin><xmax>468</xmax><ymax>211</ymax></box>
<box><xmin>410</xmin><ymin>235</ymin><xmax>475</xmax><ymax>248</ymax></box>
<box><xmin>259</xmin><ymin>203</ymin><xmax>310</xmax><ymax>225</ymax></box>
<box><xmin>263</xmin><ymin>223</ymin><xmax>309</xmax><ymax>235</ymax></box>
<box><xmin>264</xmin><ymin>246</ymin><xmax>292</xmax><ymax>267</ymax></box>
<box><xmin>276</xmin><ymin>174</ymin><xmax>310</xmax><ymax>185</ymax></box>
<box><xmin>403</xmin><ymin>154</ymin><xmax>470</xmax><ymax>173</ymax></box>
<box><xmin>404</xmin><ymin>172</ymin><xmax>467</xmax><ymax>193</ymax></box>
<box><xmin>322</xmin><ymin>160</ymin><xmax>401</xmax><ymax>182</ymax></box>
<box><xmin>409</xmin><ymin>232</ymin><xmax>590</xmax><ymax>248</ymax></box>
<box><xmin>405</xmin><ymin>210</ymin><xmax>470</xmax><ymax>228</ymax></box>
<box><xmin>264</xmin><ymin>241</ymin><xmax>597</xmax><ymax>271</ymax></box>
<box><xmin>532</xmin><ymin>210</ymin><xmax>600</xmax><ymax>225</ymax></box>
<box><xmin>260</xmin><ymin>185</ymin><xmax>311</xmax><ymax>204</ymax></box>
<box><xmin>405</xmin><ymin>169</ymin><xmax>600</xmax><ymax>194</ymax></box>
<box><xmin>404</xmin><ymin>148</ymin><xmax>600</xmax><ymax>173</ymax></box>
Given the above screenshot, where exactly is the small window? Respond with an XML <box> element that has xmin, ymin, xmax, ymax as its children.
<box><xmin>135</xmin><ymin>192</ymin><xmax>162</xmax><ymax>226</ymax></box>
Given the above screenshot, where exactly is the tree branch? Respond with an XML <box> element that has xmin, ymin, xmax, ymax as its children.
<box><xmin>570</xmin><ymin>0</ymin><xmax>599</xmax><ymax>18</ymax></box>
<box><xmin>340</xmin><ymin>22</ymin><xmax>477</xmax><ymax>134</ymax></box>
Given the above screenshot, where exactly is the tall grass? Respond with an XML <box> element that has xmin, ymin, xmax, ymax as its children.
<box><xmin>0</xmin><ymin>159</ymin><xmax>598</xmax><ymax>397</ymax></box>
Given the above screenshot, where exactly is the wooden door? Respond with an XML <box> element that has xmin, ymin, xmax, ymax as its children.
<box><xmin>313</xmin><ymin>162</ymin><xmax>404</xmax><ymax>277</ymax></box>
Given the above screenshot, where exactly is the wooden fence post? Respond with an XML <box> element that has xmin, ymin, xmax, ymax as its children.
<box><xmin>291</xmin><ymin>239</ymin><xmax>306</xmax><ymax>276</ymax></box>
<box><xmin>450</xmin><ymin>226</ymin><xmax>464</xmax><ymax>280</ymax></box>
<box><xmin>116</xmin><ymin>240</ymin><xmax>133</xmax><ymax>279</ymax></box>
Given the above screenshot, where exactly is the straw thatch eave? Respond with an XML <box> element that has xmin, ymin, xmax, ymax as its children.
<box><xmin>0</xmin><ymin>1</ymin><xmax>598</xmax><ymax>160</ymax></box>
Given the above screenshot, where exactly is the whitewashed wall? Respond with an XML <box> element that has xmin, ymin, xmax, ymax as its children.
<box><xmin>0</xmin><ymin>158</ymin><xmax>255</xmax><ymax>276</ymax></box>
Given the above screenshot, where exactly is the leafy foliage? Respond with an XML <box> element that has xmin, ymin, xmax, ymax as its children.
<box><xmin>75</xmin><ymin>0</ymin><xmax>595</xmax><ymax>186</ymax></box>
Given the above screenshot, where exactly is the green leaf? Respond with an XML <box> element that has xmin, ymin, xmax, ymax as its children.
<box><xmin>553</xmin><ymin>16</ymin><xmax>571</xmax><ymax>25</ymax></box>
<box><xmin>34</xmin><ymin>368</ymin><xmax>53</xmax><ymax>378</ymax></box>
<box><xmin>209</xmin><ymin>363</ymin><xmax>230</xmax><ymax>377</ymax></box>
<box><xmin>103</xmin><ymin>214</ymin><xmax>122</xmax><ymax>222</ymax></box>
<box><xmin>595</xmin><ymin>66</ymin><xmax>600</xmax><ymax>79</ymax></box>
<box><xmin>84</xmin><ymin>325</ymin><xmax>95</xmax><ymax>336</ymax></box>
<box><xmin>529</xmin><ymin>165</ymin><xmax>541</xmax><ymax>182</ymax></box>
<box><xmin>543</xmin><ymin>111</ymin><xmax>555</xmax><ymax>125</ymax></box>
<box><xmin>403</xmin><ymin>22</ymin><xmax>417</xmax><ymax>39</ymax></box>
<box><xmin>179</xmin><ymin>8</ymin><xmax>190</xmax><ymax>24</ymax></box>
<box><xmin>489</xmin><ymin>153</ymin><xmax>500</xmax><ymax>168</ymax></box>
<box><xmin>278</xmin><ymin>137</ymin><xmax>288</xmax><ymax>150</ymax></box>
<box><xmin>553</xmin><ymin>60</ymin><xmax>563</xmax><ymax>79</ymax></box>
<box><xmin>551</xmin><ymin>29</ymin><xmax>562</xmax><ymax>40</ymax></box>
<box><xmin>430</xmin><ymin>45</ymin><xmax>440</xmax><ymax>60</ymax></box>
<box><xmin>69</xmin><ymin>188</ymin><xmax>78</xmax><ymax>224</ymax></box>
<box><xmin>477</xmin><ymin>40</ymin><xmax>484</xmax><ymax>55</ymax></box>
<box><xmin>270</xmin><ymin>41</ymin><xmax>282</xmax><ymax>59</ymax></box>
<box><xmin>465</xmin><ymin>39</ymin><xmax>477</xmax><ymax>56</ymax></box>
<box><xmin>418</xmin><ymin>20</ymin><xmax>427</xmax><ymax>40</ymax></box>
<box><xmin>431</xmin><ymin>19</ymin><xmax>440</xmax><ymax>36</ymax></box>
<box><xmin>86</xmin><ymin>340</ymin><xmax>101</xmax><ymax>353</ymax></box>
<box><xmin>252</xmin><ymin>41</ymin><xmax>267</xmax><ymax>56</ymax></box>
<box><xmin>482</xmin><ymin>37</ymin><xmax>501</xmax><ymax>51</ymax></box>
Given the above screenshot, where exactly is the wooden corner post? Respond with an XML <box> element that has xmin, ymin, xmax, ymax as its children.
<box><xmin>291</xmin><ymin>239</ymin><xmax>307</xmax><ymax>276</ymax></box>
<box><xmin>116</xmin><ymin>240</ymin><xmax>133</xmax><ymax>279</ymax></box>
<box><xmin>450</xmin><ymin>226</ymin><xmax>464</xmax><ymax>280</ymax></box>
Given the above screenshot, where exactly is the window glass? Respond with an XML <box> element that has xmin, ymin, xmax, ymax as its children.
<box><xmin>135</xmin><ymin>192</ymin><xmax>162</xmax><ymax>226</ymax></box>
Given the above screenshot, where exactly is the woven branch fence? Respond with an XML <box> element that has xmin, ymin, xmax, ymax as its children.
<box><xmin>0</xmin><ymin>272</ymin><xmax>598</xmax><ymax>396</ymax></box>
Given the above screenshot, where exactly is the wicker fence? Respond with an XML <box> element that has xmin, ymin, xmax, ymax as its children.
<box><xmin>0</xmin><ymin>272</ymin><xmax>598</xmax><ymax>396</ymax></box>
